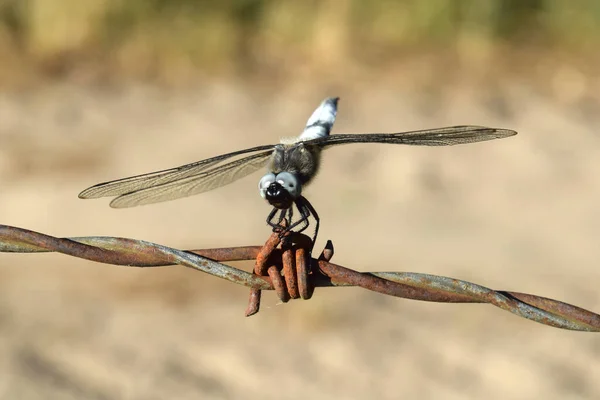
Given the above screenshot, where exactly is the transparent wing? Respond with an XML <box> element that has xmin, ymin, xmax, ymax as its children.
<box><xmin>79</xmin><ymin>144</ymin><xmax>275</xmax><ymax>199</ymax></box>
<box><xmin>108</xmin><ymin>151</ymin><xmax>273</xmax><ymax>208</ymax></box>
<box><xmin>305</xmin><ymin>125</ymin><xmax>517</xmax><ymax>148</ymax></box>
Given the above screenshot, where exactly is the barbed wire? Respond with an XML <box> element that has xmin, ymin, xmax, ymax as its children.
<box><xmin>0</xmin><ymin>223</ymin><xmax>598</xmax><ymax>331</ymax></box>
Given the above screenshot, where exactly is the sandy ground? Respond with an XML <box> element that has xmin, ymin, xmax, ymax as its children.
<box><xmin>1</xmin><ymin>80</ymin><xmax>600</xmax><ymax>399</ymax></box>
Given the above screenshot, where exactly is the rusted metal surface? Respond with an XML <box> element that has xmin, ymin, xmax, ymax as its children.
<box><xmin>282</xmin><ymin>244</ymin><xmax>299</xmax><ymax>299</ymax></box>
<box><xmin>1</xmin><ymin>223</ymin><xmax>599</xmax><ymax>331</ymax></box>
<box><xmin>296</xmin><ymin>245</ymin><xmax>311</xmax><ymax>300</ymax></box>
<box><xmin>245</xmin><ymin>288</ymin><xmax>261</xmax><ymax>317</ymax></box>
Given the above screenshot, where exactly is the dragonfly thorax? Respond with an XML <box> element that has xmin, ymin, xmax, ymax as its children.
<box><xmin>269</xmin><ymin>143</ymin><xmax>321</xmax><ymax>186</ymax></box>
<box><xmin>259</xmin><ymin>172</ymin><xmax>301</xmax><ymax>209</ymax></box>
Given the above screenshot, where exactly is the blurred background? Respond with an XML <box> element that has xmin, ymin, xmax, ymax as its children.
<box><xmin>1</xmin><ymin>0</ymin><xmax>600</xmax><ymax>398</ymax></box>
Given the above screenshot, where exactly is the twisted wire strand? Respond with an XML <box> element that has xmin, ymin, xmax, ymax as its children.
<box><xmin>0</xmin><ymin>224</ymin><xmax>598</xmax><ymax>331</ymax></box>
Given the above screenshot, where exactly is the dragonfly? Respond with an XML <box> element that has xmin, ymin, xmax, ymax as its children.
<box><xmin>79</xmin><ymin>97</ymin><xmax>517</xmax><ymax>244</ymax></box>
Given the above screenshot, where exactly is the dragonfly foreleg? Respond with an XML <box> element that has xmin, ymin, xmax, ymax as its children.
<box><xmin>266</xmin><ymin>207</ymin><xmax>285</xmax><ymax>231</ymax></box>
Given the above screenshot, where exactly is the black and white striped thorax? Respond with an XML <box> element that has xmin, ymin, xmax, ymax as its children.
<box><xmin>78</xmin><ymin>96</ymin><xmax>517</xmax><ymax>241</ymax></box>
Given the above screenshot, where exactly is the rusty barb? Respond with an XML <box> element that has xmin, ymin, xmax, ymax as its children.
<box><xmin>0</xmin><ymin>223</ymin><xmax>599</xmax><ymax>332</ymax></box>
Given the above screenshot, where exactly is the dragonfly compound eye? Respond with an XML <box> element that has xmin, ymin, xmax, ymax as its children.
<box><xmin>275</xmin><ymin>172</ymin><xmax>301</xmax><ymax>198</ymax></box>
<box><xmin>258</xmin><ymin>173</ymin><xmax>276</xmax><ymax>199</ymax></box>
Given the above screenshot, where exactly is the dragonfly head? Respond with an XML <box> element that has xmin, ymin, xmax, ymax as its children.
<box><xmin>259</xmin><ymin>172</ymin><xmax>301</xmax><ymax>209</ymax></box>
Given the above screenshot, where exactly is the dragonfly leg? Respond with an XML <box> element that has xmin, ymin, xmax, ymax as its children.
<box><xmin>278</xmin><ymin>208</ymin><xmax>287</xmax><ymax>227</ymax></box>
<box><xmin>298</xmin><ymin>196</ymin><xmax>319</xmax><ymax>247</ymax></box>
<box><xmin>284</xmin><ymin>201</ymin><xmax>308</xmax><ymax>233</ymax></box>
<box><xmin>287</xmin><ymin>206</ymin><xmax>294</xmax><ymax>227</ymax></box>
<box><xmin>266</xmin><ymin>207</ymin><xmax>282</xmax><ymax>231</ymax></box>
<box><xmin>265</xmin><ymin>197</ymin><xmax>319</xmax><ymax>248</ymax></box>
<box><xmin>281</xmin><ymin>196</ymin><xmax>319</xmax><ymax>246</ymax></box>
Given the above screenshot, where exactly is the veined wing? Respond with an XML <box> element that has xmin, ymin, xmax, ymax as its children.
<box><xmin>106</xmin><ymin>150</ymin><xmax>273</xmax><ymax>208</ymax></box>
<box><xmin>79</xmin><ymin>144</ymin><xmax>275</xmax><ymax>200</ymax></box>
<box><xmin>305</xmin><ymin>125</ymin><xmax>517</xmax><ymax>148</ymax></box>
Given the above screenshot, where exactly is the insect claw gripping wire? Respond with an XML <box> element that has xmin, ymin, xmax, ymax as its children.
<box><xmin>1</xmin><ymin>223</ymin><xmax>599</xmax><ymax>331</ymax></box>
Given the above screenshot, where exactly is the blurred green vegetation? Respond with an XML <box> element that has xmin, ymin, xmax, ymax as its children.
<box><xmin>1</xmin><ymin>0</ymin><xmax>599</xmax><ymax>84</ymax></box>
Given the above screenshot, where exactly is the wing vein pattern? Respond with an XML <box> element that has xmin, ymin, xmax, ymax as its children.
<box><xmin>79</xmin><ymin>144</ymin><xmax>274</xmax><ymax>200</ymax></box>
<box><xmin>306</xmin><ymin>126</ymin><xmax>517</xmax><ymax>148</ymax></box>
<box><xmin>107</xmin><ymin>150</ymin><xmax>273</xmax><ymax>208</ymax></box>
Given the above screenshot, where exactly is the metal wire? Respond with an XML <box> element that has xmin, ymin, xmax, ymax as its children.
<box><xmin>1</xmin><ymin>223</ymin><xmax>598</xmax><ymax>331</ymax></box>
